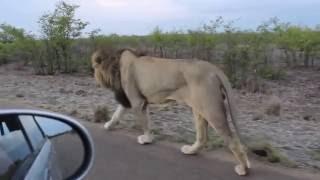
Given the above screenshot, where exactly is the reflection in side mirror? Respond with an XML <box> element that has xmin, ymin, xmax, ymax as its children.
<box><xmin>35</xmin><ymin>116</ymin><xmax>73</xmax><ymax>137</ymax></box>
<box><xmin>0</xmin><ymin>109</ymin><xmax>94</xmax><ymax>180</ymax></box>
<box><xmin>34</xmin><ymin>116</ymin><xmax>85</xmax><ymax>179</ymax></box>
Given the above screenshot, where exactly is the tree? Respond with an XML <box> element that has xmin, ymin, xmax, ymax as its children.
<box><xmin>150</xmin><ymin>26</ymin><xmax>165</xmax><ymax>57</ymax></box>
<box><xmin>0</xmin><ymin>23</ymin><xmax>37</xmax><ymax>65</ymax></box>
<box><xmin>38</xmin><ymin>1</ymin><xmax>88</xmax><ymax>74</ymax></box>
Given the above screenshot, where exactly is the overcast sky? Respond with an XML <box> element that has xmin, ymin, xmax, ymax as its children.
<box><xmin>0</xmin><ymin>0</ymin><xmax>319</xmax><ymax>35</ymax></box>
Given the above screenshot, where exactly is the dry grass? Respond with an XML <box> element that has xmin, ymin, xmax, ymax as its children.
<box><xmin>93</xmin><ymin>105</ymin><xmax>110</xmax><ymax>123</ymax></box>
<box><xmin>247</xmin><ymin>141</ymin><xmax>296</xmax><ymax>167</ymax></box>
<box><xmin>309</xmin><ymin>150</ymin><xmax>320</xmax><ymax>161</ymax></box>
<box><xmin>252</xmin><ymin>111</ymin><xmax>264</xmax><ymax>121</ymax></box>
<box><xmin>264</xmin><ymin>95</ymin><xmax>281</xmax><ymax>116</ymax></box>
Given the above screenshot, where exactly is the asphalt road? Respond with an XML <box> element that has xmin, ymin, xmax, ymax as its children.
<box><xmin>0</xmin><ymin>101</ymin><xmax>318</xmax><ymax>180</ymax></box>
<box><xmin>81</xmin><ymin>122</ymin><xmax>319</xmax><ymax>180</ymax></box>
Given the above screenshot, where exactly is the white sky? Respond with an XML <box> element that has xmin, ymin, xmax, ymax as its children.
<box><xmin>0</xmin><ymin>0</ymin><xmax>319</xmax><ymax>35</ymax></box>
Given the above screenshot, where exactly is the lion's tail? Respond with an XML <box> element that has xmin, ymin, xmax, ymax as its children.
<box><xmin>215</xmin><ymin>74</ymin><xmax>244</xmax><ymax>143</ymax></box>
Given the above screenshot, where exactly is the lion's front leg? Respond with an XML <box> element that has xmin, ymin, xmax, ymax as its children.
<box><xmin>181</xmin><ymin>110</ymin><xmax>208</xmax><ymax>154</ymax></box>
<box><xmin>104</xmin><ymin>105</ymin><xmax>127</xmax><ymax>130</ymax></box>
<box><xmin>135</xmin><ymin>105</ymin><xmax>154</xmax><ymax>145</ymax></box>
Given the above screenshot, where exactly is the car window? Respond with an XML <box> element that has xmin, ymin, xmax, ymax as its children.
<box><xmin>0</xmin><ymin>116</ymin><xmax>32</xmax><ymax>179</ymax></box>
<box><xmin>35</xmin><ymin>116</ymin><xmax>72</xmax><ymax>137</ymax></box>
<box><xmin>1</xmin><ymin>122</ymin><xmax>10</xmax><ymax>135</ymax></box>
<box><xmin>19</xmin><ymin>115</ymin><xmax>45</xmax><ymax>151</ymax></box>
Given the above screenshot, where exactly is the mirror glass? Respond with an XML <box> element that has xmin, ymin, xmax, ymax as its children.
<box><xmin>0</xmin><ymin>114</ymin><xmax>85</xmax><ymax>180</ymax></box>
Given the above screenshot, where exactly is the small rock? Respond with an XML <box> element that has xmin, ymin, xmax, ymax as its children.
<box><xmin>240</xmin><ymin>90</ymin><xmax>246</xmax><ymax>95</ymax></box>
<box><xmin>59</xmin><ymin>88</ymin><xmax>73</xmax><ymax>94</ymax></box>
<box><xmin>252</xmin><ymin>149</ymin><xmax>268</xmax><ymax>157</ymax></box>
<box><xmin>252</xmin><ymin>112</ymin><xmax>264</xmax><ymax>121</ymax></box>
<box><xmin>69</xmin><ymin>109</ymin><xmax>78</xmax><ymax>116</ymax></box>
<box><xmin>264</xmin><ymin>96</ymin><xmax>281</xmax><ymax>116</ymax></box>
<box><xmin>93</xmin><ymin>106</ymin><xmax>110</xmax><ymax>123</ymax></box>
<box><xmin>303</xmin><ymin>115</ymin><xmax>315</xmax><ymax>121</ymax></box>
<box><xmin>16</xmin><ymin>93</ymin><xmax>24</xmax><ymax>98</ymax></box>
<box><xmin>75</xmin><ymin>89</ymin><xmax>87</xmax><ymax>96</ymax></box>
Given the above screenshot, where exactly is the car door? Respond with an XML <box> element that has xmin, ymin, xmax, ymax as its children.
<box><xmin>17</xmin><ymin>115</ymin><xmax>62</xmax><ymax>180</ymax></box>
<box><xmin>0</xmin><ymin>115</ymin><xmax>62</xmax><ymax>180</ymax></box>
<box><xmin>0</xmin><ymin>115</ymin><xmax>34</xmax><ymax>180</ymax></box>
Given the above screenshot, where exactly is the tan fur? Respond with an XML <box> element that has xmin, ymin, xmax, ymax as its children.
<box><xmin>91</xmin><ymin>49</ymin><xmax>251</xmax><ymax>176</ymax></box>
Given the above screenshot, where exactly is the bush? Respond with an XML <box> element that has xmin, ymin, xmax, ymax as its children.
<box><xmin>257</xmin><ymin>65</ymin><xmax>286</xmax><ymax>80</ymax></box>
<box><xmin>37</xmin><ymin>1</ymin><xmax>88</xmax><ymax>74</ymax></box>
<box><xmin>248</xmin><ymin>141</ymin><xmax>296</xmax><ymax>167</ymax></box>
<box><xmin>264</xmin><ymin>96</ymin><xmax>281</xmax><ymax>116</ymax></box>
<box><xmin>93</xmin><ymin>106</ymin><xmax>110</xmax><ymax>123</ymax></box>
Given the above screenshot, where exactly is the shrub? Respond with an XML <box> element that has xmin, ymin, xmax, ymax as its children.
<box><xmin>93</xmin><ymin>106</ymin><xmax>110</xmax><ymax>123</ymax></box>
<box><xmin>264</xmin><ymin>96</ymin><xmax>281</xmax><ymax>116</ymax></box>
<box><xmin>248</xmin><ymin>141</ymin><xmax>296</xmax><ymax>167</ymax></box>
<box><xmin>257</xmin><ymin>65</ymin><xmax>286</xmax><ymax>80</ymax></box>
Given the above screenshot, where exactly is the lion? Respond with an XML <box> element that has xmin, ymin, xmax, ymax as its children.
<box><xmin>91</xmin><ymin>48</ymin><xmax>251</xmax><ymax>176</ymax></box>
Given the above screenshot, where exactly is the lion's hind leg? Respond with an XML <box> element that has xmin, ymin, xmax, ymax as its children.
<box><xmin>228</xmin><ymin>137</ymin><xmax>250</xmax><ymax>175</ymax></box>
<box><xmin>204</xmin><ymin>104</ymin><xmax>249</xmax><ymax>176</ymax></box>
<box><xmin>181</xmin><ymin>110</ymin><xmax>208</xmax><ymax>155</ymax></box>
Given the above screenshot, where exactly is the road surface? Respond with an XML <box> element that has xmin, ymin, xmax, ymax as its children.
<box><xmin>0</xmin><ymin>101</ymin><xmax>318</xmax><ymax>180</ymax></box>
<box><xmin>81</xmin><ymin>121</ymin><xmax>319</xmax><ymax>180</ymax></box>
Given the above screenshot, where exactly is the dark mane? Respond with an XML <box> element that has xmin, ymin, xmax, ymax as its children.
<box><xmin>92</xmin><ymin>47</ymin><xmax>147</xmax><ymax>108</ymax></box>
<box><xmin>114</xmin><ymin>85</ymin><xmax>131</xmax><ymax>108</ymax></box>
<box><xmin>113</xmin><ymin>48</ymin><xmax>146</xmax><ymax>108</ymax></box>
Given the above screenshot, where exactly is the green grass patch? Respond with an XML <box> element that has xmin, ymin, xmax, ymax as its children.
<box><xmin>308</xmin><ymin>149</ymin><xmax>320</xmax><ymax>161</ymax></box>
<box><xmin>248</xmin><ymin>141</ymin><xmax>297</xmax><ymax>168</ymax></box>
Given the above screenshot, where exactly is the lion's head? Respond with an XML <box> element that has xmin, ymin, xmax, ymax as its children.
<box><xmin>91</xmin><ymin>48</ymin><xmax>146</xmax><ymax>108</ymax></box>
<box><xmin>91</xmin><ymin>48</ymin><xmax>120</xmax><ymax>89</ymax></box>
<box><xmin>91</xmin><ymin>48</ymin><xmax>146</xmax><ymax>88</ymax></box>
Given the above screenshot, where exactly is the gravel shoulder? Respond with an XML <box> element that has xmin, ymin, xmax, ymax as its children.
<box><xmin>0</xmin><ymin>64</ymin><xmax>319</xmax><ymax>170</ymax></box>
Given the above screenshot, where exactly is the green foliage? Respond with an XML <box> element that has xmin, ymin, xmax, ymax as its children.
<box><xmin>248</xmin><ymin>140</ymin><xmax>297</xmax><ymax>167</ymax></box>
<box><xmin>1</xmin><ymin>7</ymin><xmax>320</xmax><ymax>89</ymax></box>
<box><xmin>309</xmin><ymin>149</ymin><xmax>320</xmax><ymax>161</ymax></box>
<box><xmin>0</xmin><ymin>23</ymin><xmax>37</xmax><ymax>65</ymax></box>
<box><xmin>37</xmin><ymin>0</ymin><xmax>88</xmax><ymax>74</ymax></box>
<box><xmin>257</xmin><ymin>65</ymin><xmax>285</xmax><ymax>80</ymax></box>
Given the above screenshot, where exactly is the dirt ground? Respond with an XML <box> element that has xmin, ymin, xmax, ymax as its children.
<box><xmin>0</xmin><ymin>63</ymin><xmax>319</xmax><ymax>170</ymax></box>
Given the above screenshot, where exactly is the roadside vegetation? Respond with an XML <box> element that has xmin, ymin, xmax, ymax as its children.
<box><xmin>1</xmin><ymin>1</ymin><xmax>320</xmax><ymax>89</ymax></box>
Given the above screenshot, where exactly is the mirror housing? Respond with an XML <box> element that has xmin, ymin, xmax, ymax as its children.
<box><xmin>0</xmin><ymin>109</ymin><xmax>94</xmax><ymax>180</ymax></box>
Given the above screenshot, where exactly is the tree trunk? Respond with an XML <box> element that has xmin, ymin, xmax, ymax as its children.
<box><xmin>191</xmin><ymin>48</ymin><xmax>195</xmax><ymax>58</ymax></box>
<box><xmin>61</xmin><ymin>45</ymin><xmax>69</xmax><ymax>73</ymax></box>
<box><xmin>206</xmin><ymin>48</ymin><xmax>211</xmax><ymax>61</ymax></box>
<box><xmin>153</xmin><ymin>46</ymin><xmax>157</xmax><ymax>56</ymax></box>
<box><xmin>291</xmin><ymin>50</ymin><xmax>297</xmax><ymax>66</ymax></box>
<box><xmin>283</xmin><ymin>49</ymin><xmax>291</xmax><ymax>67</ymax></box>
<box><xmin>304</xmin><ymin>51</ymin><xmax>310</xmax><ymax>67</ymax></box>
<box><xmin>159</xmin><ymin>46</ymin><xmax>163</xmax><ymax>58</ymax></box>
<box><xmin>55</xmin><ymin>48</ymin><xmax>61</xmax><ymax>71</ymax></box>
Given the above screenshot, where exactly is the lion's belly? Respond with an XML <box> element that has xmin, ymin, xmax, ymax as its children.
<box><xmin>135</xmin><ymin>63</ymin><xmax>187</xmax><ymax>103</ymax></box>
<box><xmin>143</xmin><ymin>85</ymin><xmax>189</xmax><ymax>105</ymax></box>
<box><xmin>147</xmin><ymin>94</ymin><xmax>175</xmax><ymax>104</ymax></box>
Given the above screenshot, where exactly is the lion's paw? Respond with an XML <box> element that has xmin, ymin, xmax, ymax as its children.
<box><xmin>137</xmin><ymin>134</ymin><xmax>153</xmax><ymax>145</ymax></box>
<box><xmin>103</xmin><ymin>121</ymin><xmax>113</xmax><ymax>130</ymax></box>
<box><xmin>235</xmin><ymin>165</ymin><xmax>247</xmax><ymax>176</ymax></box>
<box><xmin>181</xmin><ymin>145</ymin><xmax>197</xmax><ymax>155</ymax></box>
<box><xmin>246</xmin><ymin>159</ymin><xmax>251</xmax><ymax>169</ymax></box>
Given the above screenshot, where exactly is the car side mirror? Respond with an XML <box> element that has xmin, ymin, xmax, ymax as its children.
<box><xmin>0</xmin><ymin>109</ymin><xmax>94</xmax><ymax>180</ymax></box>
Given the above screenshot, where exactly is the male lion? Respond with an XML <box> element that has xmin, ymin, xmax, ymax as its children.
<box><xmin>91</xmin><ymin>48</ymin><xmax>251</xmax><ymax>175</ymax></box>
